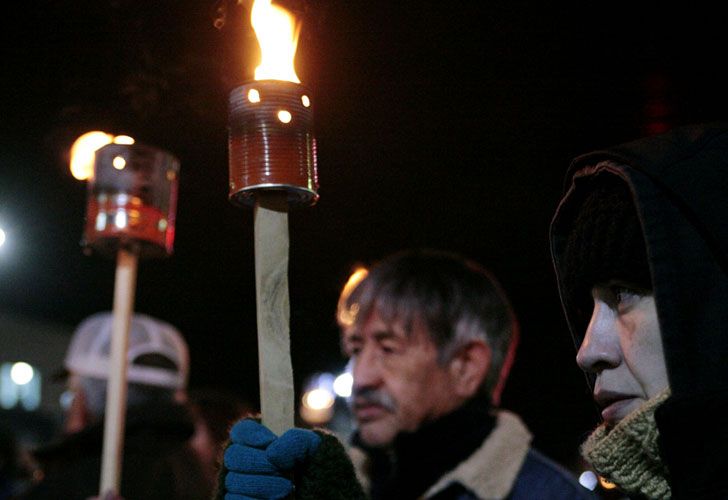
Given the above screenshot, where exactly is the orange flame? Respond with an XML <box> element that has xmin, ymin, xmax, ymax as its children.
<box><xmin>251</xmin><ymin>0</ymin><xmax>301</xmax><ymax>83</ymax></box>
<box><xmin>69</xmin><ymin>132</ymin><xmax>135</xmax><ymax>181</ymax></box>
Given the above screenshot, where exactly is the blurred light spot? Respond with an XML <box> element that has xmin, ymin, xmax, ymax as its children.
<box><xmin>10</xmin><ymin>362</ymin><xmax>34</xmax><ymax>386</ymax></box>
<box><xmin>277</xmin><ymin>110</ymin><xmax>292</xmax><ymax>123</ymax></box>
<box><xmin>158</xmin><ymin>219</ymin><xmax>168</xmax><ymax>231</ymax></box>
<box><xmin>0</xmin><ymin>228</ymin><xmax>5</xmax><ymax>248</ymax></box>
<box><xmin>69</xmin><ymin>131</ymin><xmax>113</xmax><ymax>181</ymax></box>
<box><xmin>578</xmin><ymin>470</ymin><xmax>598</xmax><ymax>491</ymax></box>
<box><xmin>112</xmin><ymin>156</ymin><xmax>126</xmax><ymax>170</ymax></box>
<box><xmin>95</xmin><ymin>213</ymin><xmax>108</xmax><ymax>231</ymax></box>
<box><xmin>128</xmin><ymin>209</ymin><xmax>141</xmax><ymax>226</ymax></box>
<box><xmin>337</xmin><ymin>267</ymin><xmax>368</xmax><ymax>327</ymax></box>
<box><xmin>248</xmin><ymin>88</ymin><xmax>261</xmax><ymax>103</ymax></box>
<box><xmin>60</xmin><ymin>390</ymin><xmax>74</xmax><ymax>411</ymax></box>
<box><xmin>70</xmin><ymin>132</ymin><xmax>135</xmax><ymax>181</ymax></box>
<box><xmin>114</xmin><ymin>211</ymin><xmax>128</xmax><ymax>229</ymax></box>
<box><xmin>301</xmin><ymin>95</ymin><xmax>310</xmax><ymax>107</ymax></box>
<box><xmin>333</xmin><ymin>372</ymin><xmax>353</xmax><ymax>398</ymax></box>
<box><xmin>303</xmin><ymin>388</ymin><xmax>335</xmax><ymax>410</ymax></box>
<box><xmin>113</xmin><ymin>135</ymin><xmax>135</xmax><ymax>145</ymax></box>
<box><xmin>599</xmin><ymin>476</ymin><xmax>617</xmax><ymax>490</ymax></box>
<box><xmin>1</xmin><ymin>362</ymin><xmax>41</xmax><ymax>411</ymax></box>
<box><xmin>300</xmin><ymin>373</ymin><xmax>335</xmax><ymax>425</ymax></box>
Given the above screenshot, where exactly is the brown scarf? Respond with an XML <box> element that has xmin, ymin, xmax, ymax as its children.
<box><xmin>581</xmin><ymin>388</ymin><xmax>671</xmax><ymax>499</ymax></box>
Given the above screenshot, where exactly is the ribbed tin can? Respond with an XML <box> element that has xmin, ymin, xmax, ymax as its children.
<box><xmin>82</xmin><ymin>143</ymin><xmax>180</xmax><ymax>258</ymax></box>
<box><xmin>228</xmin><ymin>80</ymin><xmax>318</xmax><ymax>207</ymax></box>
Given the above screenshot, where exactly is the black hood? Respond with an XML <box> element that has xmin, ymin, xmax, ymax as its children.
<box><xmin>550</xmin><ymin>122</ymin><xmax>728</xmax><ymax>399</ymax></box>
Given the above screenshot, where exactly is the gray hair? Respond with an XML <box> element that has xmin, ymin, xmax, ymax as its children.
<box><xmin>338</xmin><ymin>248</ymin><xmax>519</xmax><ymax>403</ymax></box>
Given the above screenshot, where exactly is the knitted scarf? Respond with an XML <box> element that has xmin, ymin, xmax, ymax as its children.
<box><xmin>581</xmin><ymin>388</ymin><xmax>671</xmax><ymax>499</ymax></box>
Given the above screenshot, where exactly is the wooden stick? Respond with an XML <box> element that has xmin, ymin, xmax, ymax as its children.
<box><xmin>99</xmin><ymin>247</ymin><xmax>139</xmax><ymax>496</ymax></box>
<box><xmin>254</xmin><ymin>191</ymin><xmax>294</xmax><ymax>435</ymax></box>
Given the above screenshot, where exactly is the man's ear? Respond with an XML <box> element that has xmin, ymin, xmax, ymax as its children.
<box><xmin>448</xmin><ymin>340</ymin><xmax>491</xmax><ymax>398</ymax></box>
<box><xmin>64</xmin><ymin>387</ymin><xmax>91</xmax><ymax>434</ymax></box>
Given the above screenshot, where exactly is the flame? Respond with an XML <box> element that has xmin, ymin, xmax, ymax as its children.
<box><xmin>69</xmin><ymin>131</ymin><xmax>135</xmax><ymax>180</ymax></box>
<box><xmin>251</xmin><ymin>0</ymin><xmax>301</xmax><ymax>83</ymax></box>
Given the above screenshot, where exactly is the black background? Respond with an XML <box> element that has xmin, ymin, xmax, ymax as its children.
<box><xmin>2</xmin><ymin>1</ymin><xmax>727</xmax><ymax>465</ymax></box>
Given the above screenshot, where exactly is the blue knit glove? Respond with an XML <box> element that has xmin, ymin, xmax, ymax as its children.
<box><xmin>223</xmin><ymin>419</ymin><xmax>321</xmax><ymax>500</ymax></box>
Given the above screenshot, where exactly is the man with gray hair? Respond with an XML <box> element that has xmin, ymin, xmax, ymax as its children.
<box><xmin>218</xmin><ymin>249</ymin><xmax>596</xmax><ymax>499</ymax></box>
<box><xmin>24</xmin><ymin>312</ymin><xmax>208</xmax><ymax>500</ymax></box>
<box><xmin>338</xmin><ymin>248</ymin><xmax>593</xmax><ymax>499</ymax></box>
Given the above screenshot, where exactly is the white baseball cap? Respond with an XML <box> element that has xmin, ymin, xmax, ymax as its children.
<box><xmin>63</xmin><ymin>312</ymin><xmax>190</xmax><ymax>389</ymax></box>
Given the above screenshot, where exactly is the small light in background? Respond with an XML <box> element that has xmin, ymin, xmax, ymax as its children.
<box><xmin>299</xmin><ymin>372</ymin><xmax>336</xmax><ymax>425</ymax></box>
<box><xmin>599</xmin><ymin>476</ymin><xmax>618</xmax><ymax>490</ymax></box>
<box><xmin>578</xmin><ymin>470</ymin><xmax>598</xmax><ymax>491</ymax></box>
<box><xmin>333</xmin><ymin>372</ymin><xmax>353</xmax><ymax>398</ymax></box>
<box><xmin>10</xmin><ymin>362</ymin><xmax>34</xmax><ymax>386</ymax></box>
<box><xmin>0</xmin><ymin>227</ymin><xmax>6</xmax><ymax>248</ymax></box>
<box><xmin>60</xmin><ymin>390</ymin><xmax>75</xmax><ymax>411</ymax></box>
<box><xmin>303</xmin><ymin>388</ymin><xmax>335</xmax><ymax>410</ymax></box>
<box><xmin>0</xmin><ymin>362</ymin><xmax>41</xmax><ymax>411</ymax></box>
<box><xmin>301</xmin><ymin>95</ymin><xmax>311</xmax><ymax>107</ymax></box>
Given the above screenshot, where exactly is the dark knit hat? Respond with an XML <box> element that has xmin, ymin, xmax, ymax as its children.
<box><xmin>561</xmin><ymin>174</ymin><xmax>652</xmax><ymax>325</ymax></box>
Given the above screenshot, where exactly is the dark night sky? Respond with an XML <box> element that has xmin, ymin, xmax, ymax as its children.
<box><xmin>2</xmin><ymin>1</ymin><xmax>728</xmax><ymax>464</ymax></box>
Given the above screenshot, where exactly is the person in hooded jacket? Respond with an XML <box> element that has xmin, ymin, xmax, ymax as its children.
<box><xmin>550</xmin><ymin>122</ymin><xmax>728</xmax><ymax>499</ymax></box>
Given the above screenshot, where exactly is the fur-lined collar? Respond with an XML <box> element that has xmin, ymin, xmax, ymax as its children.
<box><xmin>350</xmin><ymin>410</ymin><xmax>532</xmax><ymax>499</ymax></box>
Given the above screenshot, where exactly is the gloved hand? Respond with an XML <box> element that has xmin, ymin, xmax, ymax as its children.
<box><xmin>222</xmin><ymin>419</ymin><xmax>321</xmax><ymax>500</ymax></box>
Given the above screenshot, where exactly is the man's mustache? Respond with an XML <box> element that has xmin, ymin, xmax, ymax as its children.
<box><xmin>351</xmin><ymin>387</ymin><xmax>397</xmax><ymax>412</ymax></box>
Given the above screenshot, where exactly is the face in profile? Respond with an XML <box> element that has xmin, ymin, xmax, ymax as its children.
<box><xmin>576</xmin><ymin>282</ymin><xmax>669</xmax><ymax>427</ymax></box>
<box><xmin>342</xmin><ymin>310</ymin><xmax>466</xmax><ymax>448</ymax></box>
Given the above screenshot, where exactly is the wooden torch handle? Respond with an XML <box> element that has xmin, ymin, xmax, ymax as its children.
<box><xmin>99</xmin><ymin>247</ymin><xmax>139</xmax><ymax>496</ymax></box>
<box><xmin>254</xmin><ymin>191</ymin><xmax>295</xmax><ymax>436</ymax></box>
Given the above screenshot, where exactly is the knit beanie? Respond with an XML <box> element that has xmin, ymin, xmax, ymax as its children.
<box><xmin>561</xmin><ymin>172</ymin><xmax>652</xmax><ymax>326</ymax></box>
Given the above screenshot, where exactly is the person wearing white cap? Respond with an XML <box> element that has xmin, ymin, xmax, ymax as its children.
<box><xmin>23</xmin><ymin>312</ymin><xmax>209</xmax><ymax>500</ymax></box>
